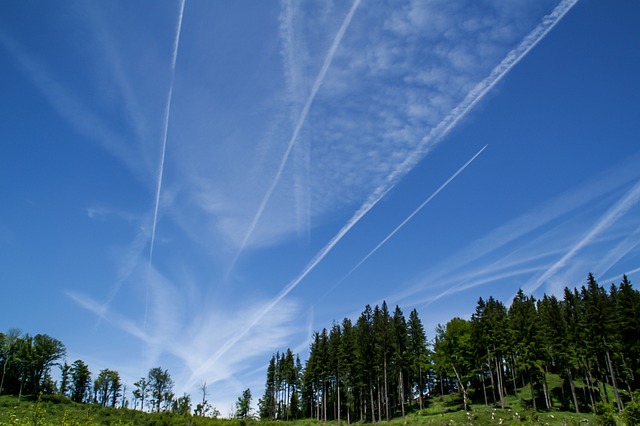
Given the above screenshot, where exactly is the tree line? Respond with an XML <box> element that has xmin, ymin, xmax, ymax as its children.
<box><xmin>0</xmin><ymin>331</ymin><xmax>245</xmax><ymax>418</ymax></box>
<box><xmin>258</xmin><ymin>273</ymin><xmax>640</xmax><ymax>423</ymax></box>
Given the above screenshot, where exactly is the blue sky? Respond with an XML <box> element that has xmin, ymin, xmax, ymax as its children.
<box><xmin>1</xmin><ymin>0</ymin><xmax>639</xmax><ymax>415</ymax></box>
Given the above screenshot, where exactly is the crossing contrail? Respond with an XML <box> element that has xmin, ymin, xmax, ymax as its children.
<box><xmin>227</xmin><ymin>0</ymin><xmax>362</xmax><ymax>276</ymax></box>
<box><xmin>145</xmin><ymin>0</ymin><xmax>186</xmax><ymax>331</ymax></box>
<box><xmin>323</xmin><ymin>144</ymin><xmax>488</xmax><ymax>298</ymax></box>
<box><xmin>523</xmin><ymin>179</ymin><xmax>640</xmax><ymax>295</ymax></box>
<box><xmin>189</xmin><ymin>0</ymin><xmax>579</xmax><ymax>381</ymax></box>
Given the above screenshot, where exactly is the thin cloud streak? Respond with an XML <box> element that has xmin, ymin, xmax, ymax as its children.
<box><xmin>523</xmin><ymin>180</ymin><xmax>640</xmax><ymax>295</ymax></box>
<box><xmin>368</xmin><ymin>0</ymin><xmax>579</xmax><ymax>208</ymax></box>
<box><xmin>145</xmin><ymin>0</ymin><xmax>186</xmax><ymax>331</ymax></box>
<box><xmin>592</xmin><ymin>224</ymin><xmax>640</xmax><ymax>279</ymax></box>
<box><xmin>192</xmin><ymin>0</ymin><xmax>578</xmax><ymax>385</ymax></box>
<box><xmin>322</xmin><ymin>144</ymin><xmax>488</xmax><ymax>300</ymax></box>
<box><xmin>227</xmin><ymin>0</ymin><xmax>362</xmax><ymax>275</ymax></box>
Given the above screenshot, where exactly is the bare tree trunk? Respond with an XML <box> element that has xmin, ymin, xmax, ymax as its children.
<box><xmin>323</xmin><ymin>382</ymin><xmax>327</xmax><ymax>422</ymax></box>
<box><xmin>399</xmin><ymin>370</ymin><xmax>405</xmax><ymax>417</ymax></box>
<box><xmin>486</xmin><ymin>350</ymin><xmax>496</xmax><ymax>405</ymax></box>
<box><xmin>480</xmin><ymin>369</ymin><xmax>488</xmax><ymax>406</ymax></box>
<box><xmin>495</xmin><ymin>356</ymin><xmax>505</xmax><ymax>409</ymax></box>
<box><xmin>370</xmin><ymin>379</ymin><xmax>376</xmax><ymax>424</ymax></box>
<box><xmin>337</xmin><ymin>375</ymin><xmax>341</xmax><ymax>424</ymax></box>
<box><xmin>418</xmin><ymin>364</ymin><xmax>424</xmax><ymax>410</ymax></box>
<box><xmin>605</xmin><ymin>348</ymin><xmax>623</xmax><ymax>412</ymax></box>
<box><xmin>510</xmin><ymin>356</ymin><xmax>519</xmax><ymax>396</ymax></box>
<box><xmin>567</xmin><ymin>368</ymin><xmax>579</xmax><ymax>414</ymax></box>
<box><xmin>452</xmin><ymin>366</ymin><xmax>468</xmax><ymax>412</ymax></box>
<box><xmin>383</xmin><ymin>358</ymin><xmax>389</xmax><ymax>422</ymax></box>
<box><xmin>377</xmin><ymin>379</ymin><xmax>382</xmax><ymax>423</ymax></box>
<box><xmin>530</xmin><ymin>371</ymin><xmax>537</xmax><ymax>412</ymax></box>
<box><xmin>542</xmin><ymin>374</ymin><xmax>551</xmax><ymax>410</ymax></box>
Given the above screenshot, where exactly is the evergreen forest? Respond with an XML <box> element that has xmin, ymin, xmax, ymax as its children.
<box><xmin>2</xmin><ymin>273</ymin><xmax>640</xmax><ymax>425</ymax></box>
<box><xmin>257</xmin><ymin>273</ymin><xmax>640</xmax><ymax>424</ymax></box>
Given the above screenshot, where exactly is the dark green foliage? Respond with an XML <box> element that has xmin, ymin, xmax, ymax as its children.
<box><xmin>70</xmin><ymin>360</ymin><xmax>91</xmax><ymax>404</ymax></box>
<box><xmin>263</xmin><ymin>273</ymin><xmax>640</xmax><ymax>423</ymax></box>
<box><xmin>235</xmin><ymin>388</ymin><xmax>252</xmax><ymax>419</ymax></box>
<box><xmin>147</xmin><ymin>367</ymin><xmax>174</xmax><ymax>412</ymax></box>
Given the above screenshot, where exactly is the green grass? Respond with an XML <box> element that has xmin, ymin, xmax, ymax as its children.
<box><xmin>0</xmin><ymin>391</ymin><xmax>623</xmax><ymax>426</ymax></box>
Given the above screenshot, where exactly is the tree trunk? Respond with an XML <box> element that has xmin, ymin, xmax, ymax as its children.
<box><xmin>542</xmin><ymin>373</ymin><xmax>551</xmax><ymax>410</ymax></box>
<box><xmin>452</xmin><ymin>366</ymin><xmax>468</xmax><ymax>412</ymax></box>
<box><xmin>377</xmin><ymin>379</ymin><xmax>382</xmax><ymax>423</ymax></box>
<box><xmin>383</xmin><ymin>358</ymin><xmax>389</xmax><ymax>421</ymax></box>
<box><xmin>495</xmin><ymin>356</ymin><xmax>505</xmax><ymax>409</ymax></box>
<box><xmin>418</xmin><ymin>364</ymin><xmax>424</xmax><ymax>410</ymax></box>
<box><xmin>480</xmin><ymin>369</ymin><xmax>488</xmax><ymax>406</ymax></box>
<box><xmin>510</xmin><ymin>357</ymin><xmax>519</xmax><ymax>396</ymax></box>
<box><xmin>605</xmin><ymin>348</ymin><xmax>623</xmax><ymax>412</ymax></box>
<box><xmin>529</xmin><ymin>371</ymin><xmax>537</xmax><ymax>412</ymax></box>
<box><xmin>370</xmin><ymin>378</ymin><xmax>376</xmax><ymax>424</ymax></box>
<box><xmin>0</xmin><ymin>360</ymin><xmax>7</xmax><ymax>396</ymax></box>
<box><xmin>399</xmin><ymin>370</ymin><xmax>405</xmax><ymax>417</ymax></box>
<box><xmin>487</xmin><ymin>350</ymin><xmax>496</xmax><ymax>405</ymax></box>
<box><xmin>323</xmin><ymin>381</ymin><xmax>328</xmax><ymax>422</ymax></box>
<box><xmin>567</xmin><ymin>367</ymin><xmax>579</xmax><ymax>414</ymax></box>
<box><xmin>544</xmin><ymin>366</ymin><xmax>553</xmax><ymax>409</ymax></box>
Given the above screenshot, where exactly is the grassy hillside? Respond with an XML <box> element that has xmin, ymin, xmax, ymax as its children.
<box><xmin>0</xmin><ymin>392</ymin><xmax>617</xmax><ymax>426</ymax></box>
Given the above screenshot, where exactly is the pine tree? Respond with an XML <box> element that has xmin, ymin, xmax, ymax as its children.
<box><xmin>407</xmin><ymin>308</ymin><xmax>429</xmax><ymax>410</ymax></box>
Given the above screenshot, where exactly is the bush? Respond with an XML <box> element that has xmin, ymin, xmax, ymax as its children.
<box><xmin>624</xmin><ymin>399</ymin><xmax>640</xmax><ymax>426</ymax></box>
<box><xmin>595</xmin><ymin>401</ymin><xmax>617</xmax><ymax>426</ymax></box>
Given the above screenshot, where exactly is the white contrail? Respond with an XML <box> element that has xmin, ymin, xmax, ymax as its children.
<box><xmin>190</xmin><ymin>0</ymin><xmax>578</xmax><ymax>381</ymax></box>
<box><xmin>145</xmin><ymin>0</ymin><xmax>186</xmax><ymax>331</ymax></box>
<box><xmin>323</xmin><ymin>144</ymin><xmax>488</xmax><ymax>299</ymax></box>
<box><xmin>523</xmin><ymin>180</ymin><xmax>640</xmax><ymax>295</ymax></box>
<box><xmin>227</xmin><ymin>0</ymin><xmax>362</xmax><ymax>275</ymax></box>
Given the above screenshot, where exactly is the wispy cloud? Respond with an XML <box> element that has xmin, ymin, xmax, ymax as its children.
<box><xmin>0</xmin><ymin>33</ymin><xmax>137</xmax><ymax>172</ymax></box>
<box><xmin>198</xmin><ymin>0</ymin><xmax>579</xmax><ymax>379</ymax></box>
<box><xmin>386</xmin><ymin>157</ymin><xmax>640</xmax><ymax>311</ymax></box>
<box><xmin>522</xmin><ymin>180</ymin><xmax>640</xmax><ymax>295</ymax></box>
<box><xmin>227</xmin><ymin>0</ymin><xmax>362</xmax><ymax>274</ymax></box>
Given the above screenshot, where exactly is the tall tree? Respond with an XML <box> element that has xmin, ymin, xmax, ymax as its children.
<box><xmin>407</xmin><ymin>308</ymin><xmax>429</xmax><ymax>410</ymax></box>
<box><xmin>235</xmin><ymin>388</ymin><xmax>252</xmax><ymax>419</ymax></box>
<box><xmin>133</xmin><ymin>377</ymin><xmax>149</xmax><ymax>411</ymax></box>
<box><xmin>147</xmin><ymin>367</ymin><xmax>174</xmax><ymax>412</ymax></box>
<box><xmin>581</xmin><ymin>274</ymin><xmax>623</xmax><ymax>412</ymax></box>
<box><xmin>30</xmin><ymin>334</ymin><xmax>66</xmax><ymax>395</ymax></box>
<box><xmin>373</xmin><ymin>302</ymin><xmax>392</xmax><ymax>421</ymax></box>
<box><xmin>508</xmin><ymin>289</ymin><xmax>542</xmax><ymax>411</ymax></box>
<box><xmin>0</xmin><ymin>329</ymin><xmax>21</xmax><ymax>396</ymax></box>
<box><xmin>70</xmin><ymin>359</ymin><xmax>91</xmax><ymax>403</ymax></box>
<box><xmin>435</xmin><ymin>318</ymin><xmax>473</xmax><ymax>411</ymax></box>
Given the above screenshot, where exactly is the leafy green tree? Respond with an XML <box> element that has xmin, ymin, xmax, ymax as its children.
<box><xmin>0</xmin><ymin>328</ymin><xmax>22</xmax><ymax>395</ymax></box>
<box><xmin>259</xmin><ymin>356</ymin><xmax>277</xmax><ymax>419</ymax></box>
<box><xmin>70</xmin><ymin>359</ymin><xmax>91</xmax><ymax>403</ymax></box>
<box><xmin>509</xmin><ymin>289</ymin><xmax>543</xmax><ymax>411</ymax></box>
<box><xmin>615</xmin><ymin>275</ymin><xmax>640</xmax><ymax>388</ymax></box>
<box><xmin>434</xmin><ymin>318</ymin><xmax>473</xmax><ymax>411</ymax></box>
<box><xmin>235</xmin><ymin>388</ymin><xmax>252</xmax><ymax>419</ymax></box>
<box><xmin>133</xmin><ymin>377</ymin><xmax>149</xmax><ymax>411</ymax></box>
<box><xmin>373</xmin><ymin>302</ymin><xmax>392</xmax><ymax>421</ymax></box>
<box><xmin>147</xmin><ymin>367</ymin><xmax>174</xmax><ymax>412</ymax></box>
<box><xmin>581</xmin><ymin>274</ymin><xmax>623</xmax><ymax>412</ymax></box>
<box><xmin>31</xmin><ymin>334</ymin><xmax>65</xmax><ymax>395</ymax></box>
<box><xmin>0</xmin><ymin>328</ymin><xmax>21</xmax><ymax>396</ymax></box>
<box><xmin>391</xmin><ymin>305</ymin><xmax>408</xmax><ymax>417</ymax></box>
<box><xmin>407</xmin><ymin>309</ymin><xmax>429</xmax><ymax>410</ymax></box>
<box><xmin>58</xmin><ymin>361</ymin><xmax>71</xmax><ymax>397</ymax></box>
<box><xmin>172</xmin><ymin>392</ymin><xmax>192</xmax><ymax>415</ymax></box>
<box><xmin>94</xmin><ymin>368</ymin><xmax>121</xmax><ymax>407</ymax></box>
